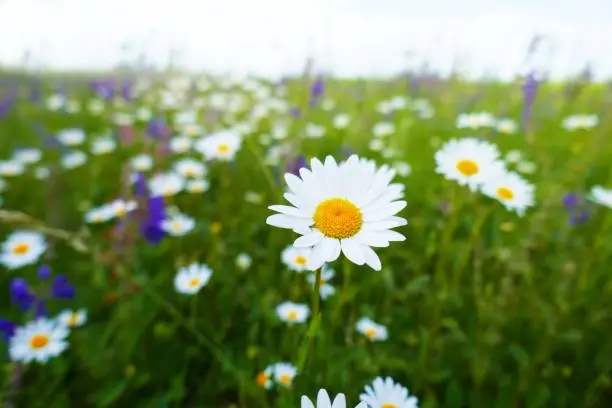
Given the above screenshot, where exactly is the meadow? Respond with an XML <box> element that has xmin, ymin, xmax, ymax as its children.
<box><xmin>0</xmin><ymin>69</ymin><xmax>611</xmax><ymax>408</ymax></box>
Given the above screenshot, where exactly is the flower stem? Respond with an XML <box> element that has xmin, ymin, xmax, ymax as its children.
<box><xmin>296</xmin><ymin>267</ymin><xmax>322</xmax><ymax>373</ymax></box>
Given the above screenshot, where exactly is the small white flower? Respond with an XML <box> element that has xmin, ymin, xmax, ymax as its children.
<box><xmin>84</xmin><ymin>206</ymin><xmax>115</xmax><ymax>224</ymax></box>
<box><xmin>236</xmin><ymin>253</ymin><xmax>252</xmax><ymax>270</ymax></box>
<box><xmin>46</xmin><ymin>94</ymin><xmax>66</xmax><ymax>111</ymax></box>
<box><xmin>175</xmin><ymin>110</ymin><xmax>197</xmax><ymax>126</ymax></box>
<box><xmin>273</xmin><ymin>362</ymin><xmax>297</xmax><ymax>387</ymax></box>
<box><xmin>34</xmin><ymin>167</ymin><xmax>50</xmax><ymax>180</ymax></box>
<box><xmin>276</xmin><ymin>301</ymin><xmax>310</xmax><ymax>324</ymax></box>
<box><xmin>302</xmin><ymin>389</ymin><xmax>367</xmax><ymax>408</ymax></box>
<box><xmin>496</xmin><ymin>118</ymin><xmax>517</xmax><ymax>134</ymax></box>
<box><xmin>174</xmin><ymin>158</ymin><xmax>206</xmax><ymax>179</ymax></box>
<box><xmin>0</xmin><ymin>160</ymin><xmax>25</xmax><ymax>176</ymax></box>
<box><xmin>0</xmin><ymin>231</ymin><xmax>46</xmax><ymax>269</ymax></box>
<box><xmin>456</xmin><ymin>112</ymin><xmax>496</xmax><ymax>129</ymax></box>
<box><xmin>130</xmin><ymin>154</ymin><xmax>153</xmax><ymax>172</ymax></box>
<box><xmin>13</xmin><ymin>148</ymin><xmax>42</xmax><ymax>164</ymax></box>
<box><xmin>369</xmin><ymin>139</ymin><xmax>385</xmax><ymax>152</ymax></box>
<box><xmin>57</xmin><ymin>128</ymin><xmax>86</xmax><ymax>146</ymax></box>
<box><xmin>113</xmin><ymin>112</ymin><xmax>134</xmax><ymax>126</ymax></box>
<box><xmin>245</xmin><ymin>191</ymin><xmax>263</xmax><ymax>204</ymax></box>
<box><xmin>333</xmin><ymin>114</ymin><xmax>351</xmax><ymax>129</ymax></box>
<box><xmin>57</xmin><ymin>309</ymin><xmax>87</xmax><ymax>328</ymax></box>
<box><xmin>281</xmin><ymin>246</ymin><xmax>313</xmax><ymax>272</ymax></box>
<box><xmin>356</xmin><ymin>317</ymin><xmax>388</xmax><ymax>341</ymax></box>
<box><xmin>392</xmin><ymin>162</ymin><xmax>411</xmax><ymax>177</ymax></box>
<box><xmin>481</xmin><ymin>170</ymin><xmax>535</xmax><ymax>216</ymax></box>
<box><xmin>136</xmin><ymin>107</ymin><xmax>152</xmax><ymax>121</ymax></box>
<box><xmin>109</xmin><ymin>199</ymin><xmax>138</xmax><ymax>218</ymax></box>
<box><xmin>516</xmin><ymin>161</ymin><xmax>537</xmax><ymax>174</ymax></box>
<box><xmin>505</xmin><ymin>150</ymin><xmax>522</xmax><ymax>163</ymax></box>
<box><xmin>307</xmin><ymin>266</ymin><xmax>336</xmax><ymax>299</ymax></box>
<box><xmin>169</xmin><ymin>136</ymin><xmax>193</xmax><ymax>154</ymax></box>
<box><xmin>305</xmin><ymin>123</ymin><xmax>326</xmax><ymax>139</ymax></box>
<box><xmin>9</xmin><ymin>317</ymin><xmax>70</xmax><ymax>364</ymax></box>
<box><xmin>186</xmin><ymin>179</ymin><xmax>210</xmax><ymax>193</ymax></box>
<box><xmin>161</xmin><ymin>213</ymin><xmax>195</xmax><ymax>236</ymax></box>
<box><xmin>174</xmin><ymin>263</ymin><xmax>213</xmax><ymax>294</ymax></box>
<box><xmin>91</xmin><ymin>137</ymin><xmax>116</xmax><ymax>155</ymax></box>
<box><xmin>149</xmin><ymin>172</ymin><xmax>185</xmax><ymax>197</ymax></box>
<box><xmin>373</xmin><ymin>122</ymin><xmax>395</xmax><ymax>138</ymax></box>
<box><xmin>88</xmin><ymin>99</ymin><xmax>105</xmax><ymax>114</ymax></box>
<box><xmin>589</xmin><ymin>185</ymin><xmax>612</xmax><ymax>208</ymax></box>
<box><xmin>61</xmin><ymin>151</ymin><xmax>87</xmax><ymax>169</ymax></box>
<box><xmin>360</xmin><ymin>377</ymin><xmax>419</xmax><ymax>408</ymax></box>
<box><xmin>195</xmin><ymin>130</ymin><xmax>242</xmax><ymax>161</ymax></box>
<box><xmin>562</xmin><ymin>114</ymin><xmax>598</xmax><ymax>131</ymax></box>
<box><xmin>255</xmin><ymin>365</ymin><xmax>275</xmax><ymax>389</ymax></box>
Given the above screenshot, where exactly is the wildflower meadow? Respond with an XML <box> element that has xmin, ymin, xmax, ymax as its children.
<box><xmin>0</xmin><ymin>70</ymin><xmax>611</xmax><ymax>408</ymax></box>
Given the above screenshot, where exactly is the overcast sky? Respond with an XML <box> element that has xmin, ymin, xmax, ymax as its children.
<box><xmin>0</xmin><ymin>0</ymin><xmax>610</xmax><ymax>79</ymax></box>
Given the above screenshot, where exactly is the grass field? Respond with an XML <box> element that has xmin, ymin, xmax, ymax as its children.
<box><xmin>0</xmin><ymin>70</ymin><xmax>611</xmax><ymax>408</ymax></box>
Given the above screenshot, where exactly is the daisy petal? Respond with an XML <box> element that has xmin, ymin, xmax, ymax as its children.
<box><xmin>341</xmin><ymin>237</ymin><xmax>365</xmax><ymax>265</ymax></box>
<box><xmin>294</xmin><ymin>230</ymin><xmax>324</xmax><ymax>248</ymax></box>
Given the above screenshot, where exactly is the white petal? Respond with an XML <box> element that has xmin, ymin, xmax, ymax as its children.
<box><xmin>284</xmin><ymin>173</ymin><xmax>304</xmax><ymax>193</ymax></box>
<box><xmin>320</xmin><ymin>237</ymin><xmax>342</xmax><ymax>262</ymax></box>
<box><xmin>268</xmin><ymin>205</ymin><xmax>310</xmax><ymax>218</ymax></box>
<box><xmin>362</xmin><ymin>246</ymin><xmax>382</xmax><ymax>271</ymax></box>
<box><xmin>341</xmin><ymin>237</ymin><xmax>365</xmax><ymax>265</ymax></box>
<box><xmin>301</xmin><ymin>396</ymin><xmax>315</xmax><ymax>408</ymax></box>
<box><xmin>266</xmin><ymin>214</ymin><xmax>308</xmax><ymax>230</ymax></box>
<box><xmin>362</xmin><ymin>201</ymin><xmax>407</xmax><ymax>222</ymax></box>
<box><xmin>294</xmin><ymin>230</ymin><xmax>324</xmax><ymax>248</ymax></box>
<box><xmin>331</xmin><ymin>393</ymin><xmax>347</xmax><ymax>408</ymax></box>
<box><xmin>355</xmin><ymin>231</ymin><xmax>390</xmax><ymax>247</ymax></box>
<box><xmin>317</xmin><ymin>389</ymin><xmax>332</xmax><ymax>408</ymax></box>
<box><xmin>362</xmin><ymin>216</ymin><xmax>407</xmax><ymax>230</ymax></box>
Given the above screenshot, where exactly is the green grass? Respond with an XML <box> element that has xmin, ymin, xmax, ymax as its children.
<box><xmin>0</xmin><ymin>72</ymin><xmax>611</xmax><ymax>408</ymax></box>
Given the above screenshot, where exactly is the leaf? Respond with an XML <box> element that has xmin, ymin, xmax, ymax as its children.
<box><xmin>405</xmin><ymin>275</ymin><xmax>431</xmax><ymax>294</ymax></box>
<box><xmin>444</xmin><ymin>379</ymin><xmax>463</xmax><ymax>408</ymax></box>
<box><xmin>95</xmin><ymin>379</ymin><xmax>128</xmax><ymax>407</ymax></box>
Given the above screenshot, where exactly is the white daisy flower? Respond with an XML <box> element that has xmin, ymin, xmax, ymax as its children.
<box><xmin>369</xmin><ymin>139</ymin><xmax>385</xmax><ymax>152</ymax></box>
<box><xmin>333</xmin><ymin>114</ymin><xmax>351</xmax><ymax>129</ymax></box>
<box><xmin>109</xmin><ymin>199</ymin><xmax>138</xmax><ymax>218</ymax></box>
<box><xmin>0</xmin><ymin>231</ymin><xmax>47</xmax><ymax>269</ymax></box>
<box><xmin>0</xmin><ymin>160</ymin><xmax>25</xmax><ymax>176</ymax></box>
<box><xmin>276</xmin><ymin>301</ymin><xmax>310</xmax><ymax>324</ymax></box>
<box><xmin>381</xmin><ymin>148</ymin><xmax>397</xmax><ymax>159</ymax></box>
<box><xmin>273</xmin><ymin>362</ymin><xmax>297</xmax><ymax>387</ymax></box>
<box><xmin>130</xmin><ymin>154</ymin><xmax>154</xmax><ymax>172</ymax></box>
<box><xmin>267</xmin><ymin>155</ymin><xmax>407</xmax><ymax>271</ymax></box>
<box><xmin>307</xmin><ymin>265</ymin><xmax>336</xmax><ymax>299</ymax></box>
<box><xmin>65</xmin><ymin>100</ymin><xmax>80</xmax><ymax>114</ymax></box>
<box><xmin>305</xmin><ymin>123</ymin><xmax>326</xmax><ymax>139</ymax></box>
<box><xmin>389</xmin><ymin>96</ymin><xmax>408</xmax><ymax>110</ymax></box>
<box><xmin>245</xmin><ymin>191</ymin><xmax>263</xmax><ymax>204</ymax></box>
<box><xmin>61</xmin><ymin>151</ymin><xmax>87</xmax><ymax>169</ymax></box>
<box><xmin>57</xmin><ymin>128</ymin><xmax>86</xmax><ymax>146</ymax></box>
<box><xmin>46</xmin><ymin>94</ymin><xmax>66</xmax><ymax>111</ymax></box>
<box><xmin>34</xmin><ymin>167</ymin><xmax>50</xmax><ymax>180</ymax></box>
<box><xmin>516</xmin><ymin>161</ymin><xmax>537</xmax><ymax>175</ymax></box>
<box><xmin>136</xmin><ymin>107</ymin><xmax>152</xmax><ymax>121</ymax></box>
<box><xmin>589</xmin><ymin>185</ymin><xmax>612</xmax><ymax>208</ymax></box>
<box><xmin>281</xmin><ymin>245</ymin><xmax>313</xmax><ymax>272</ymax></box>
<box><xmin>174</xmin><ymin>158</ymin><xmax>206</xmax><ymax>179</ymax></box>
<box><xmin>174</xmin><ymin>263</ymin><xmax>213</xmax><ymax>294</ymax></box>
<box><xmin>149</xmin><ymin>172</ymin><xmax>185</xmax><ymax>197</ymax></box>
<box><xmin>302</xmin><ymin>389</ymin><xmax>367</xmax><ymax>408</ymax></box>
<box><xmin>161</xmin><ymin>213</ymin><xmax>195</xmax><ymax>236</ymax></box>
<box><xmin>186</xmin><ymin>179</ymin><xmax>210</xmax><ymax>193</ymax></box>
<box><xmin>87</xmin><ymin>99</ymin><xmax>105</xmax><ymax>114</ymax></box>
<box><xmin>373</xmin><ymin>122</ymin><xmax>395</xmax><ymax>138</ymax></box>
<box><xmin>434</xmin><ymin>138</ymin><xmax>504</xmax><ymax>191</ymax></box>
<box><xmin>562</xmin><ymin>114</ymin><xmax>598</xmax><ymax>131</ymax></box>
<box><xmin>113</xmin><ymin>112</ymin><xmax>134</xmax><ymax>126</ymax></box>
<box><xmin>496</xmin><ymin>118</ymin><xmax>517</xmax><ymax>134</ymax></box>
<box><xmin>392</xmin><ymin>162</ymin><xmax>411</xmax><ymax>177</ymax></box>
<box><xmin>322</xmin><ymin>99</ymin><xmax>336</xmax><ymax>111</ymax></box>
<box><xmin>255</xmin><ymin>365</ymin><xmax>275</xmax><ymax>389</ymax></box>
<box><xmin>505</xmin><ymin>150</ymin><xmax>522</xmax><ymax>163</ymax></box>
<box><xmin>84</xmin><ymin>206</ymin><xmax>115</xmax><ymax>224</ymax></box>
<box><xmin>481</xmin><ymin>170</ymin><xmax>535</xmax><ymax>216</ymax></box>
<box><xmin>236</xmin><ymin>253</ymin><xmax>252</xmax><ymax>270</ymax></box>
<box><xmin>169</xmin><ymin>136</ymin><xmax>193</xmax><ymax>153</ymax></box>
<box><xmin>91</xmin><ymin>137</ymin><xmax>116</xmax><ymax>155</ymax></box>
<box><xmin>57</xmin><ymin>309</ymin><xmax>87</xmax><ymax>328</ymax></box>
<box><xmin>194</xmin><ymin>130</ymin><xmax>242</xmax><ymax>161</ymax></box>
<box><xmin>13</xmin><ymin>148</ymin><xmax>42</xmax><ymax>164</ymax></box>
<box><xmin>175</xmin><ymin>110</ymin><xmax>197</xmax><ymax>126</ymax></box>
<box><xmin>456</xmin><ymin>112</ymin><xmax>496</xmax><ymax>129</ymax></box>
<box><xmin>356</xmin><ymin>317</ymin><xmax>388</xmax><ymax>341</ymax></box>
<box><xmin>360</xmin><ymin>377</ymin><xmax>419</xmax><ymax>408</ymax></box>
<box><xmin>9</xmin><ymin>317</ymin><xmax>69</xmax><ymax>364</ymax></box>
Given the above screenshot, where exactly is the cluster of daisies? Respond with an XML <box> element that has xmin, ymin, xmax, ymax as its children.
<box><xmin>300</xmin><ymin>378</ymin><xmax>418</xmax><ymax>408</ymax></box>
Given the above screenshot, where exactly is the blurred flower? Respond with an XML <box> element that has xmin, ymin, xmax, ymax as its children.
<box><xmin>186</xmin><ymin>179</ymin><xmax>210</xmax><ymax>194</ymax></box>
<box><xmin>285</xmin><ymin>155</ymin><xmax>308</xmax><ymax>176</ymax></box>
<box><xmin>195</xmin><ymin>130</ymin><xmax>243</xmax><ymax>161</ymax></box>
<box><xmin>0</xmin><ymin>160</ymin><xmax>25</xmax><ymax>177</ymax></box>
<box><xmin>521</xmin><ymin>72</ymin><xmax>539</xmax><ymax>130</ymax></box>
<box><xmin>589</xmin><ymin>185</ymin><xmax>612</xmax><ymax>208</ymax></box>
<box><xmin>307</xmin><ymin>266</ymin><xmax>336</xmax><ymax>299</ymax></box>
<box><xmin>57</xmin><ymin>128</ymin><xmax>85</xmax><ymax>146</ymax></box>
<box><xmin>91</xmin><ymin>136</ymin><xmax>116</xmax><ymax>155</ymax></box>
<box><xmin>276</xmin><ymin>301</ymin><xmax>310</xmax><ymax>324</ymax></box>
<box><xmin>174</xmin><ymin>263</ymin><xmax>213</xmax><ymax>295</ymax></box>
<box><xmin>482</xmin><ymin>170</ymin><xmax>535</xmax><ymax>216</ymax></box>
<box><xmin>302</xmin><ymin>389</ymin><xmax>366</xmax><ymax>408</ymax></box>
<box><xmin>10</xmin><ymin>278</ymin><xmax>36</xmax><ymax>311</ymax></box>
<box><xmin>456</xmin><ymin>112</ymin><xmax>496</xmax><ymax>129</ymax></box>
<box><xmin>9</xmin><ymin>317</ymin><xmax>70</xmax><ymax>364</ymax></box>
<box><xmin>281</xmin><ymin>245</ymin><xmax>313</xmax><ymax>272</ymax></box>
<box><xmin>146</xmin><ymin>118</ymin><xmax>172</xmax><ymax>140</ymax></box>
<box><xmin>51</xmin><ymin>275</ymin><xmax>76</xmax><ymax>300</ymax></box>
<box><xmin>13</xmin><ymin>148</ymin><xmax>42</xmax><ymax>165</ymax></box>
<box><xmin>236</xmin><ymin>253</ymin><xmax>252</xmax><ymax>270</ymax></box>
<box><xmin>0</xmin><ymin>231</ymin><xmax>47</xmax><ymax>269</ymax></box>
<box><xmin>333</xmin><ymin>114</ymin><xmax>351</xmax><ymax>129</ymax></box>
<box><xmin>360</xmin><ymin>377</ymin><xmax>418</xmax><ymax>408</ymax></box>
<box><xmin>161</xmin><ymin>213</ymin><xmax>195</xmax><ymax>236</ymax></box>
<box><xmin>57</xmin><ymin>309</ymin><xmax>87</xmax><ymax>328</ymax></box>
<box><xmin>255</xmin><ymin>365</ymin><xmax>275</xmax><ymax>389</ymax></box>
<box><xmin>174</xmin><ymin>158</ymin><xmax>207</xmax><ymax>179</ymax></box>
<box><xmin>38</xmin><ymin>265</ymin><xmax>52</xmax><ymax>280</ymax></box>
<box><xmin>563</xmin><ymin>193</ymin><xmax>581</xmax><ymax>208</ymax></box>
<box><xmin>496</xmin><ymin>118</ymin><xmax>518</xmax><ymax>134</ymax></box>
<box><xmin>130</xmin><ymin>154</ymin><xmax>154</xmax><ymax>172</ymax></box>
<box><xmin>356</xmin><ymin>317</ymin><xmax>388</xmax><ymax>341</ymax></box>
<box><xmin>273</xmin><ymin>362</ymin><xmax>297</xmax><ymax>387</ymax></box>
<box><xmin>0</xmin><ymin>318</ymin><xmax>16</xmax><ymax>340</ymax></box>
<box><xmin>562</xmin><ymin>114</ymin><xmax>598</xmax><ymax>131</ymax></box>
<box><xmin>61</xmin><ymin>151</ymin><xmax>87</xmax><ymax>169</ymax></box>
<box><xmin>149</xmin><ymin>172</ymin><xmax>185</xmax><ymax>197</ymax></box>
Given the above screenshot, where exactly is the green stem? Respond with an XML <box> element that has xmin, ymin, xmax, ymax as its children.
<box><xmin>243</xmin><ymin>135</ymin><xmax>279</xmax><ymax>199</ymax></box>
<box><xmin>578</xmin><ymin>211</ymin><xmax>612</xmax><ymax>291</ymax></box>
<box><xmin>296</xmin><ymin>267</ymin><xmax>322</xmax><ymax>373</ymax></box>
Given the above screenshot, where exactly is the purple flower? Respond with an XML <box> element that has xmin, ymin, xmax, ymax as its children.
<box><xmin>34</xmin><ymin>300</ymin><xmax>48</xmax><ymax>318</ymax></box>
<box><xmin>51</xmin><ymin>275</ymin><xmax>75</xmax><ymax>300</ymax></box>
<box><xmin>121</xmin><ymin>79</ymin><xmax>134</xmax><ymax>101</ymax></box>
<box><xmin>91</xmin><ymin>78</ymin><xmax>115</xmax><ymax>100</ymax></box>
<box><xmin>290</xmin><ymin>107</ymin><xmax>302</xmax><ymax>118</ymax></box>
<box><xmin>285</xmin><ymin>155</ymin><xmax>307</xmax><ymax>176</ymax></box>
<box><xmin>146</xmin><ymin>118</ymin><xmax>171</xmax><ymax>140</ymax></box>
<box><xmin>521</xmin><ymin>72</ymin><xmax>539</xmax><ymax>130</ymax></box>
<box><xmin>340</xmin><ymin>146</ymin><xmax>354</xmax><ymax>159</ymax></box>
<box><xmin>0</xmin><ymin>318</ymin><xmax>16</xmax><ymax>340</ymax></box>
<box><xmin>310</xmin><ymin>76</ymin><xmax>325</xmax><ymax>99</ymax></box>
<box><xmin>10</xmin><ymin>278</ymin><xmax>36</xmax><ymax>311</ymax></box>
<box><xmin>569</xmin><ymin>210</ymin><xmax>589</xmax><ymax>226</ymax></box>
<box><xmin>38</xmin><ymin>264</ymin><xmax>52</xmax><ymax>280</ymax></box>
<box><xmin>563</xmin><ymin>193</ymin><xmax>581</xmax><ymax>208</ymax></box>
<box><xmin>141</xmin><ymin>196</ymin><xmax>166</xmax><ymax>244</ymax></box>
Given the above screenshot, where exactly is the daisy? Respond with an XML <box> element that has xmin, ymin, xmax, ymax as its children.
<box><xmin>562</xmin><ymin>114</ymin><xmax>598</xmax><ymax>131</ymax></box>
<box><xmin>373</xmin><ymin>122</ymin><xmax>395</xmax><ymax>138</ymax></box>
<box><xmin>109</xmin><ymin>199</ymin><xmax>138</xmax><ymax>218</ymax></box>
<box><xmin>392</xmin><ymin>162</ymin><xmax>411</xmax><ymax>177</ymax></box>
<box><xmin>194</xmin><ymin>130</ymin><xmax>242</xmax><ymax>161</ymax></box>
<box><xmin>516</xmin><ymin>161</ymin><xmax>537</xmax><ymax>175</ymax></box>
<box><xmin>174</xmin><ymin>263</ymin><xmax>213</xmax><ymax>294</ymax></box>
<box><xmin>34</xmin><ymin>167</ymin><xmax>50</xmax><ymax>180</ymax></box>
<box><xmin>0</xmin><ymin>160</ymin><xmax>25</xmax><ymax>177</ymax></box>
<box><xmin>307</xmin><ymin>265</ymin><xmax>336</xmax><ymax>299</ymax></box>
<box><xmin>91</xmin><ymin>137</ymin><xmax>116</xmax><ymax>155</ymax></box>
<box><xmin>236</xmin><ymin>253</ymin><xmax>252</xmax><ymax>270</ymax></box>
<box><xmin>84</xmin><ymin>206</ymin><xmax>115</xmax><ymax>224</ymax></box>
<box><xmin>174</xmin><ymin>158</ymin><xmax>207</xmax><ymax>179</ymax></box>
<box><xmin>9</xmin><ymin>317</ymin><xmax>70</xmax><ymax>364</ymax></box>
<box><xmin>267</xmin><ymin>155</ymin><xmax>407</xmax><ymax>271</ymax></box>
<box><xmin>61</xmin><ymin>151</ymin><xmax>87</xmax><ymax>169</ymax></box>
<box><xmin>369</xmin><ymin>139</ymin><xmax>385</xmax><ymax>152</ymax></box>
<box><xmin>149</xmin><ymin>172</ymin><xmax>185</xmax><ymax>197</ymax></box>
<box><xmin>169</xmin><ymin>136</ymin><xmax>193</xmax><ymax>154</ymax></box>
<box><xmin>273</xmin><ymin>362</ymin><xmax>297</xmax><ymax>387</ymax></box>
<box><xmin>356</xmin><ymin>317</ymin><xmax>388</xmax><ymax>341</ymax></box>
<box><xmin>434</xmin><ymin>137</ymin><xmax>504</xmax><ymax>191</ymax></box>
<box><xmin>333</xmin><ymin>114</ymin><xmax>351</xmax><ymax>129</ymax></box>
<box><xmin>305</xmin><ymin>123</ymin><xmax>326</xmax><ymax>139</ymax></box>
<box><xmin>589</xmin><ymin>185</ymin><xmax>612</xmax><ymax>208</ymax></box>
<box><xmin>505</xmin><ymin>150</ymin><xmax>522</xmax><ymax>164</ymax></box>
<box><xmin>130</xmin><ymin>154</ymin><xmax>154</xmax><ymax>172</ymax></box>
<box><xmin>276</xmin><ymin>301</ymin><xmax>310</xmax><ymax>324</ymax></box>
<box><xmin>88</xmin><ymin>99</ymin><xmax>105</xmax><ymax>114</ymax></box>
<box><xmin>302</xmin><ymin>389</ymin><xmax>367</xmax><ymax>408</ymax></box>
<box><xmin>57</xmin><ymin>309</ymin><xmax>87</xmax><ymax>328</ymax></box>
<box><xmin>13</xmin><ymin>148</ymin><xmax>42</xmax><ymax>164</ymax></box>
<box><xmin>57</xmin><ymin>128</ymin><xmax>86</xmax><ymax>146</ymax></box>
<box><xmin>0</xmin><ymin>231</ymin><xmax>47</xmax><ymax>269</ymax></box>
<box><xmin>360</xmin><ymin>377</ymin><xmax>419</xmax><ymax>408</ymax></box>
<box><xmin>186</xmin><ymin>179</ymin><xmax>210</xmax><ymax>193</ymax></box>
<box><xmin>245</xmin><ymin>191</ymin><xmax>263</xmax><ymax>204</ymax></box>
<box><xmin>161</xmin><ymin>213</ymin><xmax>195</xmax><ymax>236</ymax></box>
<box><xmin>496</xmin><ymin>118</ymin><xmax>517</xmax><ymax>134</ymax></box>
<box><xmin>481</xmin><ymin>170</ymin><xmax>535</xmax><ymax>216</ymax></box>
<box><xmin>255</xmin><ymin>365</ymin><xmax>275</xmax><ymax>389</ymax></box>
<box><xmin>456</xmin><ymin>112</ymin><xmax>495</xmax><ymax>129</ymax></box>
<box><xmin>281</xmin><ymin>245</ymin><xmax>313</xmax><ymax>272</ymax></box>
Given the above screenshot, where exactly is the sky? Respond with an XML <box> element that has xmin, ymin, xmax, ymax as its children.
<box><xmin>0</xmin><ymin>0</ymin><xmax>610</xmax><ymax>79</ymax></box>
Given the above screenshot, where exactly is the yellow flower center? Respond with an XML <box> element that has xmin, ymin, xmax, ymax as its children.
<box><xmin>496</xmin><ymin>187</ymin><xmax>514</xmax><ymax>200</ymax></box>
<box><xmin>381</xmin><ymin>404</ymin><xmax>398</xmax><ymax>408</ymax></box>
<box><xmin>12</xmin><ymin>243</ymin><xmax>29</xmax><ymax>255</ymax></box>
<box><xmin>210</xmin><ymin>222</ymin><xmax>222</xmax><ymax>234</ymax></box>
<box><xmin>294</xmin><ymin>256</ymin><xmax>307</xmax><ymax>266</ymax></box>
<box><xmin>163</xmin><ymin>186</ymin><xmax>175</xmax><ymax>196</ymax></box>
<box><xmin>456</xmin><ymin>159</ymin><xmax>479</xmax><ymax>176</ymax></box>
<box><xmin>287</xmin><ymin>310</ymin><xmax>298</xmax><ymax>321</ymax></box>
<box><xmin>255</xmin><ymin>371</ymin><xmax>269</xmax><ymax>386</ymax></box>
<box><xmin>188</xmin><ymin>278</ymin><xmax>201</xmax><ymax>288</ymax></box>
<box><xmin>30</xmin><ymin>334</ymin><xmax>49</xmax><ymax>349</ymax></box>
<box><xmin>217</xmin><ymin>143</ymin><xmax>230</xmax><ymax>154</ymax></box>
<box><xmin>313</xmin><ymin>198</ymin><xmax>363</xmax><ymax>239</ymax></box>
<box><xmin>278</xmin><ymin>374</ymin><xmax>292</xmax><ymax>385</ymax></box>
<box><xmin>172</xmin><ymin>221</ymin><xmax>182</xmax><ymax>231</ymax></box>
<box><xmin>364</xmin><ymin>328</ymin><xmax>378</xmax><ymax>339</ymax></box>
<box><xmin>69</xmin><ymin>314</ymin><xmax>80</xmax><ymax>326</ymax></box>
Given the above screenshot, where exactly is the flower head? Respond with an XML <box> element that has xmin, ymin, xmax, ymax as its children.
<box><xmin>302</xmin><ymin>389</ymin><xmax>367</xmax><ymax>408</ymax></box>
<box><xmin>0</xmin><ymin>231</ymin><xmax>47</xmax><ymax>269</ymax></box>
<box><xmin>360</xmin><ymin>377</ymin><xmax>419</xmax><ymax>408</ymax></box>
<box><xmin>276</xmin><ymin>301</ymin><xmax>310</xmax><ymax>324</ymax></box>
<box><xmin>174</xmin><ymin>263</ymin><xmax>213</xmax><ymax>294</ymax></box>
<box><xmin>9</xmin><ymin>317</ymin><xmax>69</xmax><ymax>364</ymax></box>
<box><xmin>195</xmin><ymin>130</ymin><xmax>242</xmax><ymax>161</ymax></box>
<box><xmin>356</xmin><ymin>317</ymin><xmax>388</xmax><ymax>341</ymax></box>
